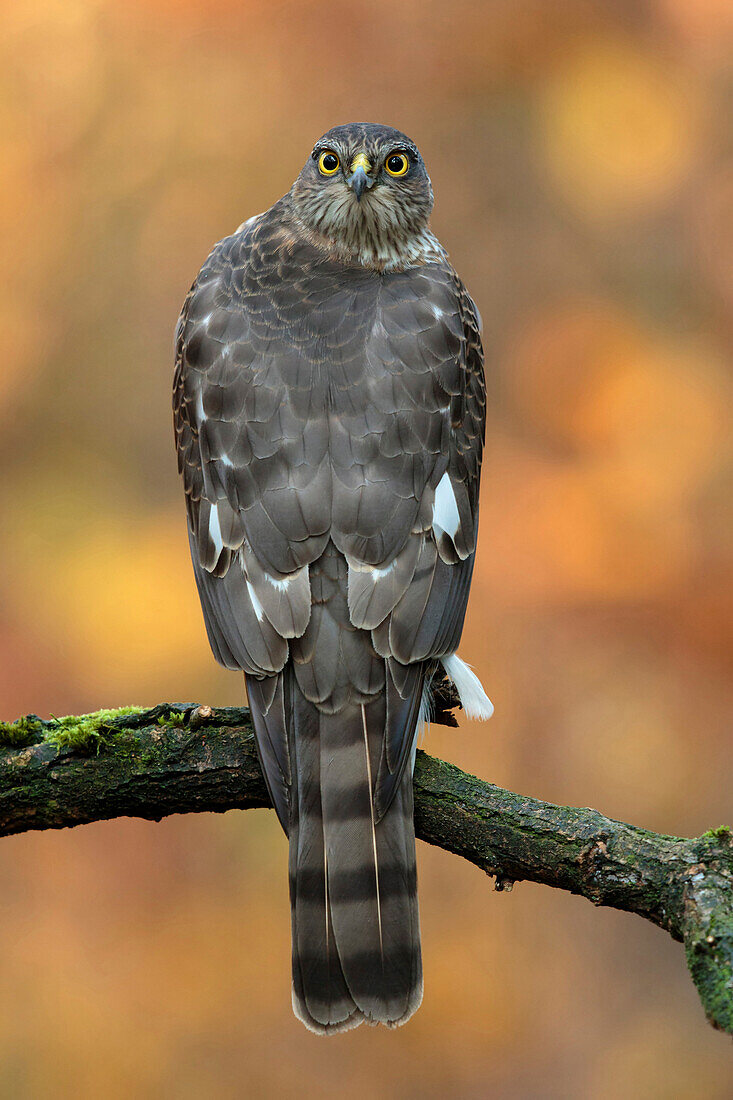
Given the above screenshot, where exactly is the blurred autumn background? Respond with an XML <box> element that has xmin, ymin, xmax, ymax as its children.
<box><xmin>1</xmin><ymin>0</ymin><xmax>732</xmax><ymax>1095</ymax></box>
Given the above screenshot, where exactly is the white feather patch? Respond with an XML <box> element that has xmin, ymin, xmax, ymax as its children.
<box><xmin>367</xmin><ymin>559</ymin><xmax>398</xmax><ymax>581</ymax></box>
<box><xmin>433</xmin><ymin>473</ymin><xmax>460</xmax><ymax>539</ymax></box>
<box><xmin>264</xmin><ymin>572</ymin><xmax>294</xmax><ymax>592</ymax></box>
<box><xmin>246</xmin><ymin>580</ymin><xmax>265</xmax><ymax>622</ymax></box>
<box><xmin>441</xmin><ymin>654</ymin><xmax>494</xmax><ymax>721</ymax></box>
<box><xmin>208</xmin><ymin>502</ymin><xmax>224</xmax><ymax>557</ymax></box>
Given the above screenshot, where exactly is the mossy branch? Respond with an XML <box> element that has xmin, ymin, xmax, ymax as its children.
<box><xmin>0</xmin><ymin>702</ymin><xmax>731</xmax><ymax>1037</ymax></box>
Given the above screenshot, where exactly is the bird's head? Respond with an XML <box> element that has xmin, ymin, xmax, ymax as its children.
<box><xmin>290</xmin><ymin>122</ymin><xmax>435</xmax><ymax>270</ymax></box>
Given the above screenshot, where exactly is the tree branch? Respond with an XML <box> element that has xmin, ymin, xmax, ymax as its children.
<box><xmin>0</xmin><ymin>702</ymin><xmax>731</xmax><ymax>1037</ymax></box>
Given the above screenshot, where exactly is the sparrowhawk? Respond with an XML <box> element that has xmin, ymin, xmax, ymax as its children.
<box><xmin>173</xmin><ymin>122</ymin><xmax>492</xmax><ymax>1033</ymax></box>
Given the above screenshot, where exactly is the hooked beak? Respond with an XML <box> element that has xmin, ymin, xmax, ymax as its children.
<box><xmin>346</xmin><ymin>152</ymin><xmax>373</xmax><ymax>202</ymax></box>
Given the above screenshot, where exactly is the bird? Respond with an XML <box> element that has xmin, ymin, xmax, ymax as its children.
<box><xmin>173</xmin><ymin>122</ymin><xmax>492</xmax><ymax>1034</ymax></box>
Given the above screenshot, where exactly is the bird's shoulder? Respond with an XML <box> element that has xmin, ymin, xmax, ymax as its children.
<box><xmin>182</xmin><ymin>201</ymin><xmax>477</xmax><ymax>325</ymax></box>
<box><xmin>176</xmin><ymin>217</ymin><xmax>484</xmax><ymax>405</ymax></box>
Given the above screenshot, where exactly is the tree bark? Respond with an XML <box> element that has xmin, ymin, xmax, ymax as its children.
<box><xmin>0</xmin><ymin>702</ymin><xmax>730</xmax><ymax>1037</ymax></box>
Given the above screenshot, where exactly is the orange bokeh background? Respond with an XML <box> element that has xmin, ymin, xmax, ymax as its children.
<box><xmin>1</xmin><ymin>1</ymin><xmax>731</xmax><ymax>1095</ymax></box>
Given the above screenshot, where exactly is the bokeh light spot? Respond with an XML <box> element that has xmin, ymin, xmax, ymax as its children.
<box><xmin>538</xmin><ymin>40</ymin><xmax>702</xmax><ymax>219</ymax></box>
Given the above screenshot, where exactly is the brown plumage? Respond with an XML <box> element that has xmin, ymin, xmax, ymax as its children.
<box><xmin>173</xmin><ymin>123</ymin><xmax>488</xmax><ymax>1032</ymax></box>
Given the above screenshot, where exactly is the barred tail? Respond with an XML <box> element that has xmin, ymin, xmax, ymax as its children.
<box><xmin>288</xmin><ymin>687</ymin><xmax>422</xmax><ymax>1034</ymax></box>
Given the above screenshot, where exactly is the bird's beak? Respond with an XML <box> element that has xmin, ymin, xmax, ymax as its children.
<box><xmin>346</xmin><ymin>153</ymin><xmax>373</xmax><ymax>202</ymax></box>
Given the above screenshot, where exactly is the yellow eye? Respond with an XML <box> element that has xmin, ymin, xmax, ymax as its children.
<box><xmin>318</xmin><ymin>150</ymin><xmax>340</xmax><ymax>175</ymax></box>
<box><xmin>385</xmin><ymin>152</ymin><xmax>409</xmax><ymax>177</ymax></box>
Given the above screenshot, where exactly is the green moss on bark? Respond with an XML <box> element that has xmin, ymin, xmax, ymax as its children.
<box><xmin>0</xmin><ymin>707</ymin><xmax>145</xmax><ymax>753</ymax></box>
<box><xmin>0</xmin><ymin>716</ymin><xmax>44</xmax><ymax>748</ymax></box>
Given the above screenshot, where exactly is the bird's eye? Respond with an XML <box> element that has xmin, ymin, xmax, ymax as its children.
<box><xmin>385</xmin><ymin>152</ymin><xmax>409</xmax><ymax>177</ymax></box>
<box><xmin>318</xmin><ymin>151</ymin><xmax>340</xmax><ymax>175</ymax></box>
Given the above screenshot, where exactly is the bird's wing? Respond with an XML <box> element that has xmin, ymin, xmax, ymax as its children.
<box><xmin>341</xmin><ymin>266</ymin><xmax>486</xmax><ymax>814</ymax></box>
<box><xmin>174</xmin><ymin>218</ymin><xmax>325</xmax><ymax>681</ymax></box>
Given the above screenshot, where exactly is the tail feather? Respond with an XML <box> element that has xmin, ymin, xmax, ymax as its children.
<box><xmin>289</xmin><ymin>681</ymin><xmax>422</xmax><ymax>1033</ymax></box>
<box><xmin>289</xmin><ymin>689</ymin><xmax>359</xmax><ymax>1032</ymax></box>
